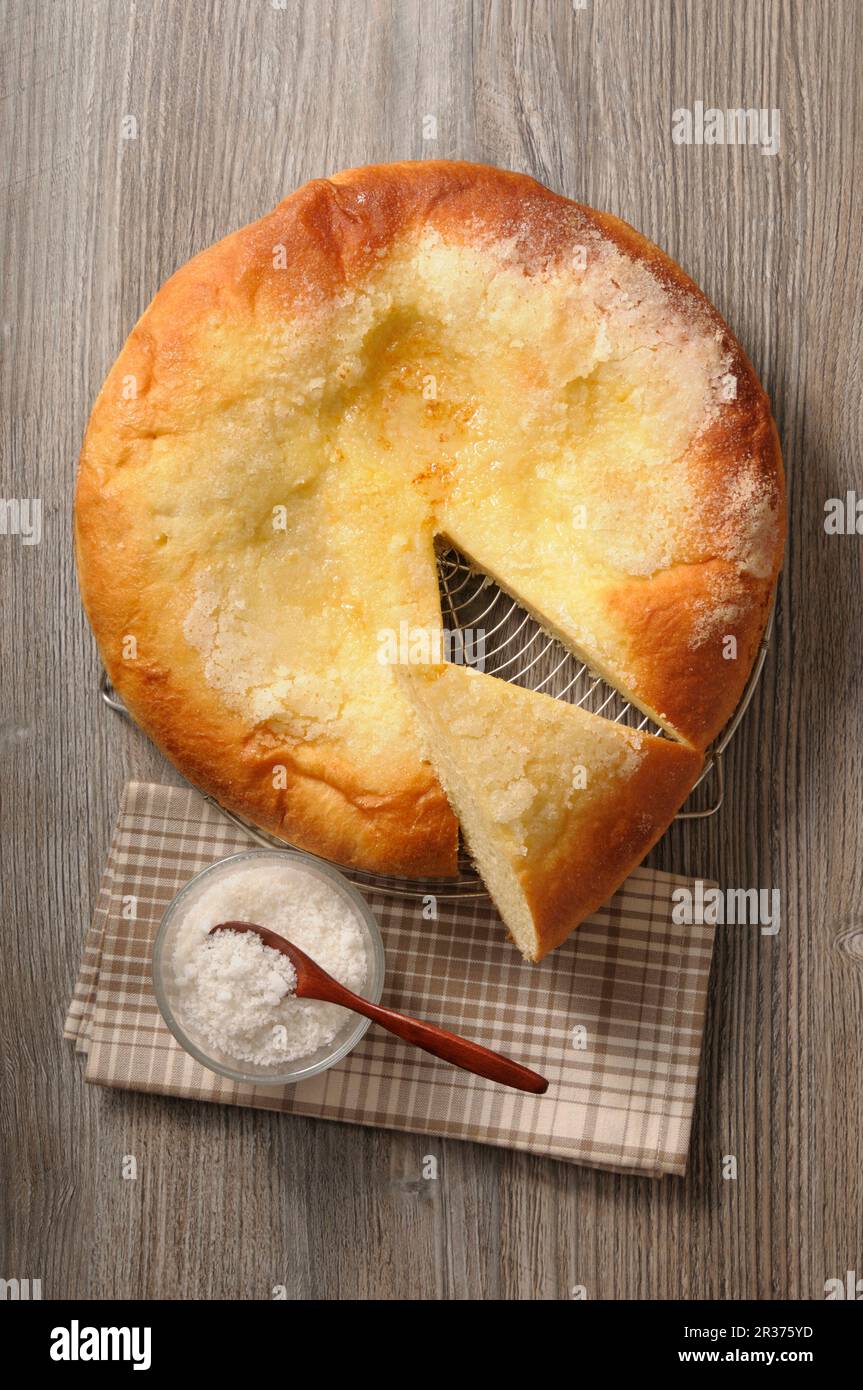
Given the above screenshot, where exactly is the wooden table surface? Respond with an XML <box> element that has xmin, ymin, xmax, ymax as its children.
<box><xmin>2</xmin><ymin>0</ymin><xmax>861</xmax><ymax>1301</ymax></box>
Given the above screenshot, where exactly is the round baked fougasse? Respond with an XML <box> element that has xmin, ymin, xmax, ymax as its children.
<box><xmin>76</xmin><ymin>161</ymin><xmax>785</xmax><ymax>883</ymax></box>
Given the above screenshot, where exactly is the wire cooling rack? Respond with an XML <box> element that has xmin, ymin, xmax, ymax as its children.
<box><xmin>99</xmin><ymin>543</ymin><xmax>774</xmax><ymax>900</ymax></box>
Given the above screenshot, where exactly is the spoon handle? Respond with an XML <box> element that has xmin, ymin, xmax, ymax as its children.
<box><xmin>332</xmin><ymin>987</ymin><xmax>548</xmax><ymax>1094</ymax></box>
<box><xmin>209</xmin><ymin>922</ymin><xmax>548</xmax><ymax>1094</ymax></box>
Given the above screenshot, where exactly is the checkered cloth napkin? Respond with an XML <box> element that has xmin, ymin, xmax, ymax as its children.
<box><xmin>65</xmin><ymin>782</ymin><xmax>716</xmax><ymax>1177</ymax></box>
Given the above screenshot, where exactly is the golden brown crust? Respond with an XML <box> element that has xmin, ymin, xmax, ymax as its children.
<box><xmin>76</xmin><ymin>160</ymin><xmax>783</xmax><ymax>871</ymax></box>
<box><xmin>572</xmin><ymin>204</ymin><xmax>784</xmax><ymax>750</ymax></box>
<box><xmin>602</xmin><ymin>359</ymin><xmax>784</xmax><ymax>749</ymax></box>
<box><xmin>75</xmin><ymin>460</ymin><xmax>458</xmax><ymax>878</ymax></box>
<box><xmin>521</xmin><ymin>739</ymin><xmax>703</xmax><ymax>960</ymax></box>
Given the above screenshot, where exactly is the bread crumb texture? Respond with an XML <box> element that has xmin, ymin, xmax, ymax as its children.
<box><xmin>401</xmin><ymin>661</ymin><xmax>703</xmax><ymax>958</ymax></box>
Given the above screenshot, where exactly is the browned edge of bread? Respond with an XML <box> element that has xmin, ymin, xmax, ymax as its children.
<box><xmin>75</xmin><ymin>160</ymin><xmax>784</xmax><ymax>872</ymax></box>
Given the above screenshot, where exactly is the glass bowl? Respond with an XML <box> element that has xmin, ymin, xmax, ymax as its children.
<box><xmin>152</xmin><ymin>848</ymin><xmax>385</xmax><ymax>1086</ymax></box>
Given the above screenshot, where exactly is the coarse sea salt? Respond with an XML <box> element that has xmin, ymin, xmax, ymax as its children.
<box><xmin>169</xmin><ymin>860</ymin><xmax>368</xmax><ymax>1067</ymax></box>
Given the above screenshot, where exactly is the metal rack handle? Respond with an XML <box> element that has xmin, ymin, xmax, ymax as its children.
<box><xmin>675</xmin><ymin>751</ymin><xmax>724</xmax><ymax>820</ymax></box>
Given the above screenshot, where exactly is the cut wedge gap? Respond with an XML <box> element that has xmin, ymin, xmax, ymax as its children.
<box><xmin>434</xmin><ymin>541</ymin><xmax>667</xmax><ymax>738</ymax></box>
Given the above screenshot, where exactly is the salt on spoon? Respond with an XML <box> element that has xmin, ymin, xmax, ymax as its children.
<box><xmin>211</xmin><ymin>922</ymin><xmax>549</xmax><ymax>1095</ymax></box>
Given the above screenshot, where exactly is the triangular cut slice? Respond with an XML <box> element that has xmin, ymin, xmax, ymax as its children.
<box><xmin>400</xmin><ymin>663</ymin><xmax>703</xmax><ymax>961</ymax></box>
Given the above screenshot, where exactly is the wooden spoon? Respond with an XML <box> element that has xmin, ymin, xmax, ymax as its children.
<box><xmin>210</xmin><ymin>921</ymin><xmax>549</xmax><ymax>1095</ymax></box>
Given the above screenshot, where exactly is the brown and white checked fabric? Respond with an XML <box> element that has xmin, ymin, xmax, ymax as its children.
<box><xmin>65</xmin><ymin>782</ymin><xmax>717</xmax><ymax>1177</ymax></box>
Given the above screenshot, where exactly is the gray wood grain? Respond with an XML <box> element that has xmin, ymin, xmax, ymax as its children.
<box><xmin>2</xmin><ymin>0</ymin><xmax>861</xmax><ymax>1300</ymax></box>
